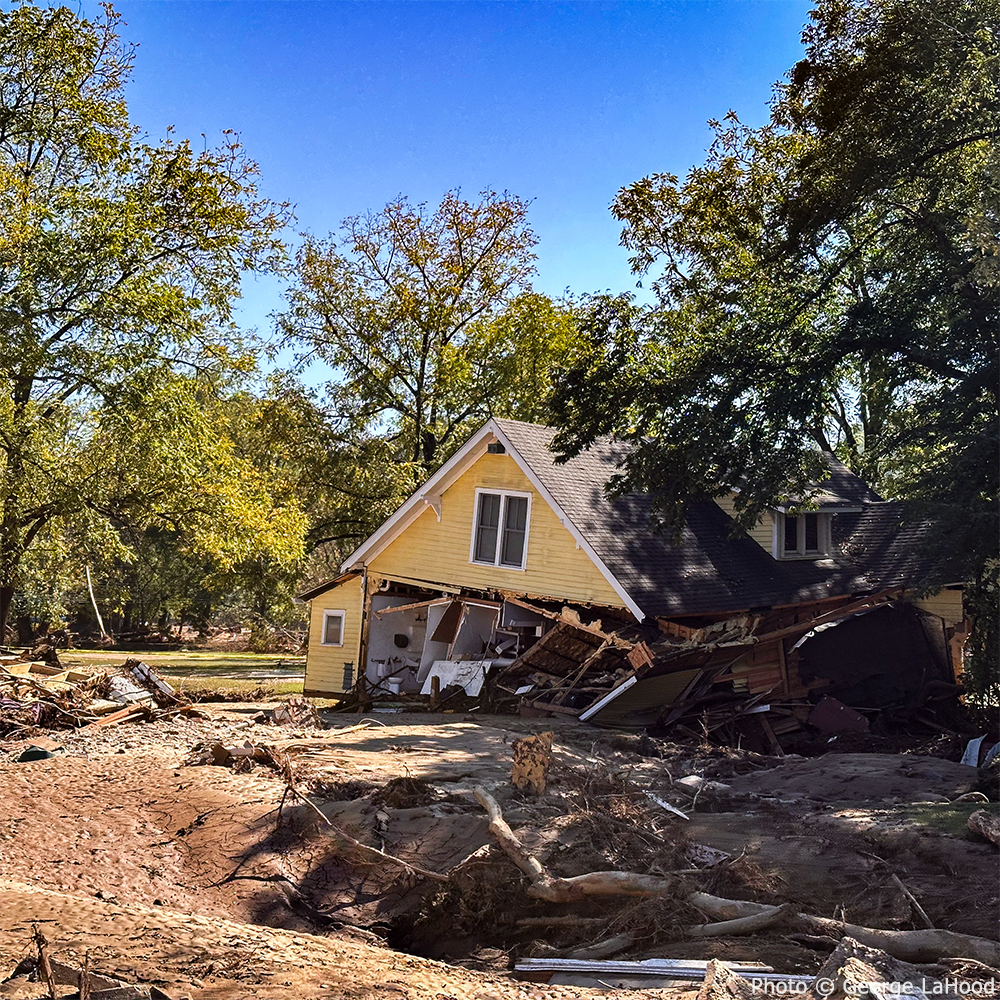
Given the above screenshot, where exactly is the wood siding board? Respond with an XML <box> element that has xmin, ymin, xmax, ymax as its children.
<box><xmin>305</xmin><ymin>575</ymin><xmax>364</xmax><ymax>694</ymax></box>
<box><xmin>911</xmin><ymin>588</ymin><xmax>964</xmax><ymax>625</ymax></box>
<box><xmin>368</xmin><ymin>453</ymin><xmax>627</xmax><ymax>609</ymax></box>
<box><xmin>714</xmin><ymin>494</ymin><xmax>774</xmax><ymax>553</ymax></box>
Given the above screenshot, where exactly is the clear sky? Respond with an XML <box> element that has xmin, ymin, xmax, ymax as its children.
<box><xmin>83</xmin><ymin>0</ymin><xmax>812</xmax><ymax>343</ymax></box>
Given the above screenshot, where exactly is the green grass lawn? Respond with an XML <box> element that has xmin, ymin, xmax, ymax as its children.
<box><xmin>173</xmin><ymin>675</ymin><xmax>306</xmax><ymax>698</ymax></box>
<box><xmin>62</xmin><ymin>649</ymin><xmax>304</xmax><ymax>676</ymax></box>
<box><xmin>58</xmin><ymin>648</ymin><xmax>307</xmax><ymax>699</ymax></box>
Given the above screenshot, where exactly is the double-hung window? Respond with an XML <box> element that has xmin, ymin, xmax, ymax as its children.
<box><xmin>471</xmin><ymin>489</ymin><xmax>530</xmax><ymax>570</ymax></box>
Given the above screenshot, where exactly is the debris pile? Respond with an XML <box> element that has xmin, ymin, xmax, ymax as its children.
<box><xmin>0</xmin><ymin>652</ymin><xmax>191</xmax><ymax>737</ymax></box>
<box><xmin>485</xmin><ymin>593</ymin><xmax>968</xmax><ymax>752</ymax></box>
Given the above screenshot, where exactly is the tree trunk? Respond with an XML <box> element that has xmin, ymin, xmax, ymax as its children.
<box><xmin>0</xmin><ymin>584</ymin><xmax>13</xmax><ymax>642</ymax></box>
<box><xmin>16</xmin><ymin>614</ymin><xmax>34</xmax><ymax>646</ymax></box>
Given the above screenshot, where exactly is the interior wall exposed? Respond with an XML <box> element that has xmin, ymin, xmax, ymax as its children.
<box><xmin>366</xmin><ymin>593</ymin><xmax>432</xmax><ymax>690</ymax></box>
<box><xmin>796</xmin><ymin>603</ymin><xmax>952</xmax><ymax>709</ymax></box>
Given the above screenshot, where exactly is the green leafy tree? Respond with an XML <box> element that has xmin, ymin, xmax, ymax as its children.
<box><xmin>551</xmin><ymin>0</ymin><xmax>998</xmax><ymax>694</ymax></box>
<box><xmin>280</xmin><ymin>190</ymin><xmax>582</xmax><ymax>470</ymax></box>
<box><xmin>0</xmin><ymin>3</ymin><xmax>299</xmax><ymax>635</ymax></box>
<box><xmin>10</xmin><ymin>373</ymin><xmax>308</xmax><ymax>642</ymax></box>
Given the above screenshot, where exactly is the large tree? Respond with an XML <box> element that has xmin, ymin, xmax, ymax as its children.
<box><xmin>0</xmin><ymin>3</ymin><xmax>299</xmax><ymax>634</ymax></box>
<box><xmin>280</xmin><ymin>190</ymin><xmax>581</xmax><ymax>470</ymax></box>
<box><xmin>550</xmin><ymin>0</ymin><xmax>998</xmax><ymax>692</ymax></box>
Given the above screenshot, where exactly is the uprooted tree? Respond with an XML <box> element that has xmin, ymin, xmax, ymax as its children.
<box><xmin>0</xmin><ymin>3</ymin><xmax>303</xmax><ymax>637</ymax></box>
<box><xmin>550</xmin><ymin>0</ymin><xmax>999</xmax><ymax>697</ymax></box>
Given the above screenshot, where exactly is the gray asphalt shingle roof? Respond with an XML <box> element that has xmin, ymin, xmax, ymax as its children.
<box><xmin>496</xmin><ymin>419</ymin><xmax>943</xmax><ymax>618</ymax></box>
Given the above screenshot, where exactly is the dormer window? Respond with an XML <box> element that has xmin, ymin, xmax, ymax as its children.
<box><xmin>776</xmin><ymin>512</ymin><xmax>830</xmax><ymax>559</ymax></box>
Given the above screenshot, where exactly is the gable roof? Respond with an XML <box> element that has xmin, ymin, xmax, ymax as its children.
<box><xmin>342</xmin><ymin>417</ymin><xmax>948</xmax><ymax>620</ymax></box>
<box><xmin>493</xmin><ymin>420</ymin><xmax>945</xmax><ymax>617</ymax></box>
<box><xmin>780</xmin><ymin>453</ymin><xmax>883</xmax><ymax>509</ymax></box>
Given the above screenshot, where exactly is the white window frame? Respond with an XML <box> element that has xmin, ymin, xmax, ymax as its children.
<box><xmin>320</xmin><ymin>609</ymin><xmax>347</xmax><ymax>646</ymax></box>
<box><xmin>773</xmin><ymin>512</ymin><xmax>831</xmax><ymax>559</ymax></box>
<box><xmin>469</xmin><ymin>488</ymin><xmax>532</xmax><ymax>571</ymax></box>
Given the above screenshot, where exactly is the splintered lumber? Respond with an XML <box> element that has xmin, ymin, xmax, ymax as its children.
<box><xmin>551</xmin><ymin>639</ymin><xmax>611</xmax><ymax>705</ymax></box>
<box><xmin>32</xmin><ymin>924</ymin><xmax>58</xmax><ymax>1000</ymax></box>
<box><xmin>812</xmin><ymin>937</ymin><xmax>959</xmax><ymax>1000</ymax></box>
<box><xmin>80</xmin><ymin>706</ymin><xmax>146</xmax><ymax>730</ymax></box>
<box><xmin>696</xmin><ymin>960</ymin><xmax>763</xmax><ymax>1000</ymax></box>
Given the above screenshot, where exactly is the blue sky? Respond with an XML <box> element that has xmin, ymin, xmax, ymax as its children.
<box><xmin>85</xmin><ymin>0</ymin><xmax>812</xmax><ymax>343</ymax></box>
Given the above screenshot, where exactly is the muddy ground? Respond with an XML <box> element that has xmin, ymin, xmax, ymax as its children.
<box><xmin>1</xmin><ymin>707</ymin><xmax>997</xmax><ymax>998</ymax></box>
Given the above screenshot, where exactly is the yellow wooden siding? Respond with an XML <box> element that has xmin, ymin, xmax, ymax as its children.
<box><xmin>714</xmin><ymin>494</ymin><xmax>774</xmax><ymax>553</ymax></box>
<box><xmin>912</xmin><ymin>588</ymin><xmax>964</xmax><ymax>625</ymax></box>
<box><xmin>305</xmin><ymin>575</ymin><xmax>364</xmax><ymax>694</ymax></box>
<box><xmin>368</xmin><ymin>453</ymin><xmax>626</xmax><ymax>608</ymax></box>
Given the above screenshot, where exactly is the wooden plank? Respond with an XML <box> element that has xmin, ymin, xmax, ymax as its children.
<box><xmin>657</xmin><ymin>619</ymin><xmax>697</xmax><ymax>640</ymax></box>
<box><xmin>502</xmin><ymin>596</ymin><xmax>617</xmax><ymax>639</ymax></box>
<box><xmin>776</xmin><ymin>637</ymin><xmax>790</xmax><ymax>696</ymax></box>
<box><xmin>758</xmin><ymin>714</ymin><xmax>785</xmax><ymax>755</ymax></box>
<box><xmin>524</xmin><ymin>698</ymin><xmax>583</xmax><ymax>716</ymax></box>
<box><xmin>80</xmin><ymin>706</ymin><xmax>145</xmax><ymax>730</ymax></box>
<box><xmin>374</xmin><ymin>597</ymin><xmax>451</xmax><ymax>618</ymax></box>
<box><xmin>551</xmin><ymin>640</ymin><xmax>611</xmax><ymax>705</ymax></box>
<box><xmin>749</xmin><ymin>589</ymin><xmax>903</xmax><ymax>645</ymax></box>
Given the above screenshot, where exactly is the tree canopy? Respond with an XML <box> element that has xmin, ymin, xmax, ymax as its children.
<box><xmin>280</xmin><ymin>190</ymin><xmax>582</xmax><ymax>471</ymax></box>
<box><xmin>550</xmin><ymin>0</ymin><xmax>998</xmax><ymax>691</ymax></box>
<box><xmin>0</xmin><ymin>3</ymin><xmax>301</xmax><ymax>635</ymax></box>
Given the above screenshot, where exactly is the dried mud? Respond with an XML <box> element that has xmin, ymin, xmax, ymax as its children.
<box><xmin>1</xmin><ymin>710</ymin><xmax>997</xmax><ymax>998</ymax></box>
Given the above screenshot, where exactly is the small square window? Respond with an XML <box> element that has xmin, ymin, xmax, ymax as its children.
<box><xmin>321</xmin><ymin>610</ymin><xmax>346</xmax><ymax>646</ymax></box>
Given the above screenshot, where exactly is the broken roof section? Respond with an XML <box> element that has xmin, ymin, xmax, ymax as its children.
<box><xmin>497</xmin><ymin>587</ymin><xmax>960</xmax><ymax>731</ymax></box>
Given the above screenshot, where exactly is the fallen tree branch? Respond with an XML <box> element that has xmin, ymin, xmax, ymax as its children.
<box><xmin>566</xmin><ymin>933</ymin><xmax>635</xmax><ymax>959</ymax></box>
<box><xmin>689</xmin><ymin>904</ymin><xmax>793</xmax><ymax>938</ymax></box>
<box><xmin>890</xmin><ymin>873</ymin><xmax>933</xmax><ymax>930</ymax></box>
<box><xmin>795</xmin><ymin>915</ymin><xmax>1000</xmax><ymax>967</ymax></box>
<box><xmin>516</xmin><ymin>916</ymin><xmax>608</xmax><ymax>928</ymax></box>
<box><xmin>688</xmin><ymin>892</ymin><xmax>1000</xmax><ymax>966</ymax></box>
<box><xmin>474</xmin><ymin>788</ymin><xmax>1000</xmax><ymax>965</ymax></box>
<box><xmin>689</xmin><ymin>893</ymin><xmax>773</xmax><ymax>920</ymax></box>
<box><xmin>474</xmin><ymin>786</ymin><xmax>676</xmax><ymax>902</ymax></box>
<box><xmin>294</xmin><ymin>787</ymin><xmax>450</xmax><ymax>883</ymax></box>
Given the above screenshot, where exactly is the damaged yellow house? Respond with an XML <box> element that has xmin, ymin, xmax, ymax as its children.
<box><xmin>301</xmin><ymin>419</ymin><xmax>966</xmax><ymax>709</ymax></box>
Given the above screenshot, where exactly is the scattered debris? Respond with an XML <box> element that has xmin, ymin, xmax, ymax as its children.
<box><xmin>273</xmin><ymin>695</ymin><xmax>322</xmax><ymax>727</ymax></box>
<box><xmin>1</xmin><ymin>656</ymin><xmax>194</xmax><ymax>738</ymax></box>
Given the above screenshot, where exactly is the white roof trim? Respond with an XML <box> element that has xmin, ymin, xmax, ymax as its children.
<box><xmin>340</xmin><ymin>419</ymin><xmax>647</xmax><ymax>622</ymax></box>
<box><xmin>490</xmin><ymin>423</ymin><xmax>646</xmax><ymax>621</ymax></box>
<box><xmin>340</xmin><ymin>421</ymin><xmax>499</xmax><ymax>570</ymax></box>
